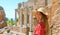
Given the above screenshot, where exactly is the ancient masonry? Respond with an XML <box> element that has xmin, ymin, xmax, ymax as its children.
<box><xmin>15</xmin><ymin>0</ymin><xmax>60</xmax><ymax>35</ymax></box>
<box><xmin>0</xmin><ymin>6</ymin><xmax>7</xmax><ymax>29</ymax></box>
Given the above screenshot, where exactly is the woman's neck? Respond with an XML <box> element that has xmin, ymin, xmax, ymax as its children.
<box><xmin>39</xmin><ymin>20</ymin><xmax>41</xmax><ymax>22</ymax></box>
<box><xmin>37</xmin><ymin>20</ymin><xmax>42</xmax><ymax>23</ymax></box>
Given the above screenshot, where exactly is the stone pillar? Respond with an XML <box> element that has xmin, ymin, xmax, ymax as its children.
<box><xmin>17</xmin><ymin>3</ymin><xmax>22</xmax><ymax>27</ymax></box>
<box><xmin>21</xmin><ymin>5</ymin><xmax>29</xmax><ymax>35</ymax></box>
<box><xmin>15</xmin><ymin>9</ymin><xmax>17</xmax><ymax>25</ymax></box>
<box><xmin>29</xmin><ymin>7</ymin><xmax>33</xmax><ymax>35</ymax></box>
<box><xmin>20</xmin><ymin>8</ymin><xmax>23</xmax><ymax>27</ymax></box>
<box><xmin>24</xmin><ymin>7</ymin><xmax>28</xmax><ymax>28</ymax></box>
<box><xmin>19</xmin><ymin>2</ymin><xmax>25</xmax><ymax>27</ymax></box>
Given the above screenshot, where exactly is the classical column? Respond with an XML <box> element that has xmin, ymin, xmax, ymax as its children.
<box><xmin>33</xmin><ymin>0</ymin><xmax>37</xmax><ymax>5</ymax></box>
<box><xmin>20</xmin><ymin>8</ymin><xmax>23</xmax><ymax>27</ymax></box>
<box><xmin>47</xmin><ymin>0</ymin><xmax>52</xmax><ymax>7</ymax></box>
<box><xmin>29</xmin><ymin>7</ymin><xmax>33</xmax><ymax>35</ymax></box>
<box><xmin>15</xmin><ymin>9</ymin><xmax>17</xmax><ymax>25</ymax></box>
<box><xmin>24</xmin><ymin>7</ymin><xmax>28</xmax><ymax>28</ymax></box>
<box><xmin>19</xmin><ymin>3</ymin><xmax>23</xmax><ymax>27</ymax></box>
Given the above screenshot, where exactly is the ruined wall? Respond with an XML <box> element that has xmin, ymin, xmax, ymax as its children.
<box><xmin>47</xmin><ymin>0</ymin><xmax>60</xmax><ymax>35</ymax></box>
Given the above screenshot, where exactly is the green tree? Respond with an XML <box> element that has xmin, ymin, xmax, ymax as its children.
<box><xmin>6</xmin><ymin>18</ymin><xmax>12</xmax><ymax>26</ymax></box>
<box><xmin>6</xmin><ymin>20</ymin><xmax>11</xmax><ymax>26</ymax></box>
<box><xmin>11</xmin><ymin>18</ymin><xmax>14</xmax><ymax>25</ymax></box>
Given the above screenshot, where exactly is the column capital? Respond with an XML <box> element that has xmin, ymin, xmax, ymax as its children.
<box><xmin>18</xmin><ymin>3</ymin><xmax>22</xmax><ymax>8</ymax></box>
<box><xmin>15</xmin><ymin>9</ymin><xmax>18</xmax><ymax>12</ymax></box>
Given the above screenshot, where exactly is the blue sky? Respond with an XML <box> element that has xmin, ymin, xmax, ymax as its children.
<box><xmin>0</xmin><ymin>0</ymin><xmax>28</xmax><ymax>20</ymax></box>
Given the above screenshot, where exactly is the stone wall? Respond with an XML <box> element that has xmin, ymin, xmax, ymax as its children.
<box><xmin>15</xmin><ymin>0</ymin><xmax>60</xmax><ymax>35</ymax></box>
<box><xmin>47</xmin><ymin>0</ymin><xmax>60</xmax><ymax>35</ymax></box>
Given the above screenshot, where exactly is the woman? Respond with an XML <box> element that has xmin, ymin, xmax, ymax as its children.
<box><xmin>34</xmin><ymin>8</ymin><xmax>50</xmax><ymax>35</ymax></box>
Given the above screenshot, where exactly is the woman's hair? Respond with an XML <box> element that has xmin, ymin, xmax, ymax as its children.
<box><xmin>39</xmin><ymin>12</ymin><xmax>50</xmax><ymax>35</ymax></box>
<box><xmin>39</xmin><ymin>12</ymin><xmax>48</xmax><ymax>24</ymax></box>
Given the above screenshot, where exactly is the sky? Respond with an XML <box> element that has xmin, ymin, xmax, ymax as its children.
<box><xmin>0</xmin><ymin>0</ymin><xmax>28</xmax><ymax>20</ymax></box>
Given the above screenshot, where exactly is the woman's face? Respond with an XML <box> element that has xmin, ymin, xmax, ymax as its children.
<box><xmin>36</xmin><ymin>12</ymin><xmax>42</xmax><ymax>21</ymax></box>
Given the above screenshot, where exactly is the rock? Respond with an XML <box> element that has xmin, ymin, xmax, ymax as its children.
<box><xmin>0</xmin><ymin>6</ymin><xmax>7</xmax><ymax>29</ymax></box>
